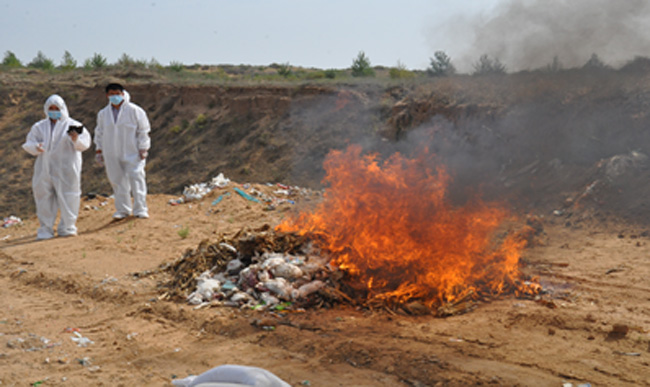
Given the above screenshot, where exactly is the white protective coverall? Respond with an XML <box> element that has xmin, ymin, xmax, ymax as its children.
<box><xmin>94</xmin><ymin>91</ymin><xmax>151</xmax><ymax>218</ymax></box>
<box><xmin>22</xmin><ymin>94</ymin><xmax>91</xmax><ymax>239</ymax></box>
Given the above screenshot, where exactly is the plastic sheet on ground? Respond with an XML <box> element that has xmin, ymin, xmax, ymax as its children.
<box><xmin>172</xmin><ymin>364</ymin><xmax>290</xmax><ymax>387</ymax></box>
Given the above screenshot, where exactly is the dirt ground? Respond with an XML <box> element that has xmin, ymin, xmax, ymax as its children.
<box><xmin>1</xmin><ymin>182</ymin><xmax>649</xmax><ymax>386</ymax></box>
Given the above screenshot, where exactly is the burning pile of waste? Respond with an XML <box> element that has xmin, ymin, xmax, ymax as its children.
<box><xmin>160</xmin><ymin>146</ymin><xmax>539</xmax><ymax>315</ymax></box>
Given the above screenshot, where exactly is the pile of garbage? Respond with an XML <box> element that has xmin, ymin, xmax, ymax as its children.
<box><xmin>159</xmin><ymin>227</ymin><xmax>353</xmax><ymax>312</ymax></box>
<box><xmin>2</xmin><ymin>215</ymin><xmax>22</xmax><ymax>228</ymax></box>
<box><xmin>168</xmin><ymin>172</ymin><xmax>321</xmax><ymax>210</ymax></box>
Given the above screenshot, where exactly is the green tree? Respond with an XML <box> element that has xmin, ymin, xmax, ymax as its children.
<box><xmin>472</xmin><ymin>54</ymin><xmax>506</xmax><ymax>75</ymax></box>
<box><xmin>116</xmin><ymin>53</ymin><xmax>136</xmax><ymax>68</ymax></box>
<box><xmin>427</xmin><ymin>51</ymin><xmax>456</xmax><ymax>77</ymax></box>
<box><xmin>60</xmin><ymin>51</ymin><xmax>77</xmax><ymax>70</ymax></box>
<box><xmin>351</xmin><ymin>51</ymin><xmax>375</xmax><ymax>77</ymax></box>
<box><xmin>2</xmin><ymin>51</ymin><xmax>22</xmax><ymax>68</ymax></box>
<box><xmin>28</xmin><ymin>51</ymin><xmax>55</xmax><ymax>70</ymax></box>
<box><xmin>84</xmin><ymin>53</ymin><xmax>108</xmax><ymax>69</ymax></box>
<box><xmin>583</xmin><ymin>53</ymin><xmax>607</xmax><ymax>69</ymax></box>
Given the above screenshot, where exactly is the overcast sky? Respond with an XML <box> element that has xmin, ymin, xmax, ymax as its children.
<box><xmin>0</xmin><ymin>0</ymin><xmax>501</xmax><ymax>71</ymax></box>
<box><xmin>2</xmin><ymin>0</ymin><xmax>649</xmax><ymax>72</ymax></box>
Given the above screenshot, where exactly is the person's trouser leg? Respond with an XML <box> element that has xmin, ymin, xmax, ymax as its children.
<box><xmin>57</xmin><ymin>189</ymin><xmax>80</xmax><ymax>236</ymax></box>
<box><xmin>33</xmin><ymin>180</ymin><xmax>57</xmax><ymax>239</ymax></box>
<box><xmin>105</xmin><ymin>156</ymin><xmax>132</xmax><ymax>217</ymax></box>
<box><xmin>128</xmin><ymin>159</ymin><xmax>148</xmax><ymax>217</ymax></box>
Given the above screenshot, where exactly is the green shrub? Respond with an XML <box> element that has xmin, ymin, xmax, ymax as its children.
<box><xmin>147</xmin><ymin>57</ymin><xmax>162</xmax><ymax>70</ymax></box>
<box><xmin>169</xmin><ymin>61</ymin><xmax>184</xmax><ymax>72</ymax></box>
<box><xmin>306</xmin><ymin>71</ymin><xmax>326</xmax><ymax>80</ymax></box>
<box><xmin>177</xmin><ymin>225</ymin><xmax>190</xmax><ymax>239</ymax></box>
<box><xmin>324</xmin><ymin>69</ymin><xmax>337</xmax><ymax>79</ymax></box>
<box><xmin>194</xmin><ymin>113</ymin><xmax>208</xmax><ymax>127</ymax></box>
<box><xmin>277</xmin><ymin>62</ymin><xmax>292</xmax><ymax>77</ymax></box>
<box><xmin>472</xmin><ymin>54</ymin><xmax>506</xmax><ymax>75</ymax></box>
<box><xmin>351</xmin><ymin>51</ymin><xmax>375</xmax><ymax>77</ymax></box>
<box><xmin>59</xmin><ymin>51</ymin><xmax>77</xmax><ymax>70</ymax></box>
<box><xmin>389</xmin><ymin>61</ymin><xmax>415</xmax><ymax>79</ymax></box>
<box><xmin>2</xmin><ymin>51</ymin><xmax>22</xmax><ymax>68</ymax></box>
<box><xmin>28</xmin><ymin>51</ymin><xmax>55</xmax><ymax>70</ymax></box>
<box><xmin>427</xmin><ymin>51</ymin><xmax>456</xmax><ymax>77</ymax></box>
<box><xmin>116</xmin><ymin>53</ymin><xmax>136</xmax><ymax>68</ymax></box>
<box><xmin>84</xmin><ymin>53</ymin><xmax>108</xmax><ymax>69</ymax></box>
<box><xmin>169</xmin><ymin>125</ymin><xmax>182</xmax><ymax>134</ymax></box>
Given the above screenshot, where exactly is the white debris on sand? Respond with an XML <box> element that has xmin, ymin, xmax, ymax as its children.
<box><xmin>186</xmin><ymin>251</ymin><xmax>329</xmax><ymax>310</ymax></box>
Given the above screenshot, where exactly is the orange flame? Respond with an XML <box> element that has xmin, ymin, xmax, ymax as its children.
<box><xmin>277</xmin><ymin>145</ymin><xmax>529</xmax><ymax>308</ymax></box>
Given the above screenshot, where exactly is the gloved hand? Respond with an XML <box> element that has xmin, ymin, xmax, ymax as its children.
<box><xmin>138</xmin><ymin>149</ymin><xmax>148</xmax><ymax>160</ymax></box>
<box><xmin>95</xmin><ymin>152</ymin><xmax>104</xmax><ymax>166</ymax></box>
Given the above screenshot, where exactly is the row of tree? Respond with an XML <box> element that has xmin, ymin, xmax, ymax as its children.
<box><xmin>351</xmin><ymin>51</ymin><xmax>615</xmax><ymax>78</ymax></box>
<box><xmin>1</xmin><ymin>51</ymin><xmax>181</xmax><ymax>71</ymax></box>
<box><xmin>0</xmin><ymin>49</ymin><xmax>622</xmax><ymax>77</ymax></box>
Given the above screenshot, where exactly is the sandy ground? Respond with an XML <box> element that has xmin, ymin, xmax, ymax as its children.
<box><xmin>1</xmin><ymin>186</ymin><xmax>649</xmax><ymax>386</ymax></box>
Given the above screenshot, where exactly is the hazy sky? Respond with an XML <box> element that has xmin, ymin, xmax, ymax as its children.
<box><xmin>2</xmin><ymin>1</ymin><xmax>649</xmax><ymax>72</ymax></box>
<box><xmin>0</xmin><ymin>0</ymin><xmax>501</xmax><ymax>71</ymax></box>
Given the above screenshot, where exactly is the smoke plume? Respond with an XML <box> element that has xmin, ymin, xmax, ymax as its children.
<box><xmin>450</xmin><ymin>0</ymin><xmax>650</xmax><ymax>72</ymax></box>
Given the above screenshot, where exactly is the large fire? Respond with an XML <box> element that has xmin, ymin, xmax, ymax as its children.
<box><xmin>277</xmin><ymin>145</ymin><xmax>534</xmax><ymax>310</ymax></box>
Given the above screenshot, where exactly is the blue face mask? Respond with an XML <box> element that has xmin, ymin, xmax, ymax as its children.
<box><xmin>109</xmin><ymin>95</ymin><xmax>124</xmax><ymax>105</ymax></box>
<box><xmin>47</xmin><ymin>110</ymin><xmax>62</xmax><ymax>120</ymax></box>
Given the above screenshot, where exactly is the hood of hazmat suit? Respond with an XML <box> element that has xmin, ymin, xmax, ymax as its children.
<box><xmin>22</xmin><ymin>94</ymin><xmax>91</xmax><ymax>239</ymax></box>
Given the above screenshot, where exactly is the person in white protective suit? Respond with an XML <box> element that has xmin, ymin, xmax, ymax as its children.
<box><xmin>94</xmin><ymin>83</ymin><xmax>151</xmax><ymax>219</ymax></box>
<box><xmin>22</xmin><ymin>94</ymin><xmax>91</xmax><ymax>240</ymax></box>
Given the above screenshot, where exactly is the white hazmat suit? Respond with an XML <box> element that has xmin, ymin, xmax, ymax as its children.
<box><xmin>94</xmin><ymin>91</ymin><xmax>151</xmax><ymax>218</ymax></box>
<box><xmin>22</xmin><ymin>94</ymin><xmax>91</xmax><ymax>239</ymax></box>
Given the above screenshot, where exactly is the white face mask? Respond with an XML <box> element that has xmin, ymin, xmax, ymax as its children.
<box><xmin>47</xmin><ymin>111</ymin><xmax>62</xmax><ymax>120</ymax></box>
<box><xmin>109</xmin><ymin>95</ymin><xmax>124</xmax><ymax>105</ymax></box>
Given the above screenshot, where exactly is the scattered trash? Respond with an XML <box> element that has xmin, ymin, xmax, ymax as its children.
<box><xmin>605</xmin><ymin>266</ymin><xmax>625</xmax><ymax>275</ymax></box>
<box><xmin>210</xmin><ymin>173</ymin><xmax>231</xmax><ymax>188</ymax></box>
<box><xmin>211</xmin><ymin>192</ymin><xmax>231</xmax><ymax>206</ymax></box>
<box><xmin>6</xmin><ymin>334</ymin><xmax>59</xmax><ymax>352</ymax></box>
<box><xmin>71</xmin><ymin>331</ymin><xmax>94</xmax><ymax>347</ymax></box>
<box><xmin>184</xmin><ymin>173</ymin><xmax>232</xmax><ymax>202</ymax></box>
<box><xmin>187</xmin><ymin>272</ymin><xmax>222</xmax><ymax>305</ymax></box>
<box><xmin>183</xmin><ymin>183</ymin><xmax>211</xmax><ymax>202</ymax></box>
<box><xmin>169</xmin><ymin>197</ymin><xmax>185</xmax><ymax>206</ymax></box>
<box><xmin>613</xmin><ymin>351</ymin><xmax>641</xmax><ymax>356</ymax></box>
<box><xmin>1</xmin><ymin>235</ymin><xmax>10</xmax><ymax>241</ymax></box>
<box><xmin>234</xmin><ymin>187</ymin><xmax>261</xmax><ymax>203</ymax></box>
<box><xmin>171</xmin><ymin>364</ymin><xmax>290</xmax><ymax>387</ymax></box>
<box><xmin>2</xmin><ymin>215</ymin><xmax>22</xmax><ymax>228</ymax></box>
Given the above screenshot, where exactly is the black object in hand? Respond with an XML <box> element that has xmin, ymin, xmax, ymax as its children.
<box><xmin>68</xmin><ymin>125</ymin><xmax>83</xmax><ymax>134</ymax></box>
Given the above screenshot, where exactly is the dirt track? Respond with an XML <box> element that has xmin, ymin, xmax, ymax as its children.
<box><xmin>2</xmin><ymin>187</ymin><xmax>649</xmax><ymax>386</ymax></box>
